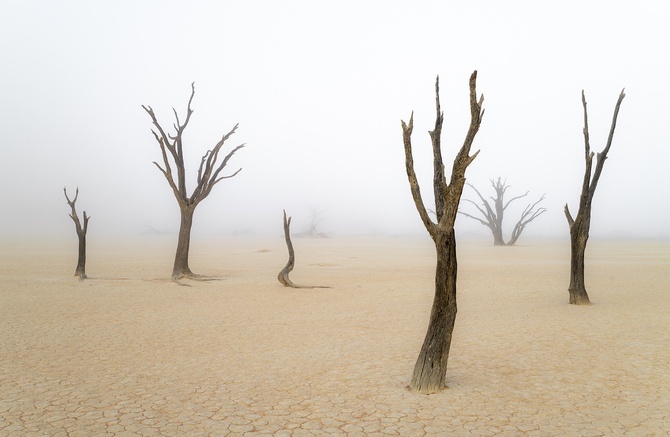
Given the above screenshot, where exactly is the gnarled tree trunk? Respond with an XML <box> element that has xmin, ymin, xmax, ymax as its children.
<box><xmin>402</xmin><ymin>71</ymin><xmax>484</xmax><ymax>393</ymax></box>
<box><xmin>410</xmin><ymin>231</ymin><xmax>458</xmax><ymax>392</ymax></box>
<box><xmin>278</xmin><ymin>210</ymin><xmax>330</xmax><ymax>289</ymax></box>
<box><xmin>564</xmin><ymin>88</ymin><xmax>625</xmax><ymax>305</ymax></box>
<box><xmin>278</xmin><ymin>210</ymin><xmax>296</xmax><ymax>287</ymax></box>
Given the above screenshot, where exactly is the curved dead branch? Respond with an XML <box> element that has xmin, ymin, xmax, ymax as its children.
<box><xmin>278</xmin><ymin>210</ymin><xmax>331</xmax><ymax>289</ymax></box>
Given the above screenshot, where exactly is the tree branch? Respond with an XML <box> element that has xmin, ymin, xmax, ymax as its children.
<box><xmin>508</xmin><ymin>194</ymin><xmax>546</xmax><ymax>245</ymax></box>
<box><xmin>443</xmin><ymin>71</ymin><xmax>484</xmax><ymax>226</ymax></box>
<box><xmin>589</xmin><ymin>88</ymin><xmax>626</xmax><ymax>198</ymax></box>
<box><xmin>462</xmin><ymin>183</ymin><xmax>496</xmax><ymax>225</ymax></box>
<box><xmin>564</xmin><ymin>203</ymin><xmax>574</xmax><ymax>228</ymax></box>
<box><xmin>429</xmin><ymin>76</ymin><xmax>447</xmax><ymax>222</ymax></box>
<box><xmin>144</xmin><ymin>84</ymin><xmax>243</xmax><ymax>208</ymax></box>
<box><xmin>457</xmin><ymin>210</ymin><xmax>492</xmax><ymax>228</ymax></box>
<box><xmin>503</xmin><ymin>191</ymin><xmax>529</xmax><ymax>211</ymax></box>
<box><xmin>402</xmin><ymin>112</ymin><xmax>438</xmax><ymax>237</ymax></box>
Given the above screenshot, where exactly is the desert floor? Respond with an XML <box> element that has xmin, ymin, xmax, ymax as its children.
<box><xmin>1</xmin><ymin>235</ymin><xmax>669</xmax><ymax>436</ymax></box>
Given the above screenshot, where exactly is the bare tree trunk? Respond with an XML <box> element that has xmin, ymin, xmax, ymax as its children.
<box><xmin>173</xmin><ymin>205</ymin><xmax>195</xmax><ymax>279</ymax></box>
<box><xmin>568</xmin><ymin>229</ymin><xmax>590</xmax><ymax>304</ymax></box>
<box><xmin>492</xmin><ymin>227</ymin><xmax>505</xmax><ymax>246</ymax></box>
<box><xmin>402</xmin><ymin>71</ymin><xmax>484</xmax><ymax>394</ymax></box>
<box><xmin>76</xmin><ymin>232</ymin><xmax>87</xmax><ymax>278</ymax></box>
<box><xmin>410</xmin><ymin>231</ymin><xmax>458</xmax><ymax>393</ymax></box>
<box><xmin>64</xmin><ymin>187</ymin><xmax>90</xmax><ymax>280</ymax></box>
<box><xmin>564</xmin><ymin>88</ymin><xmax>625</xmax><ymax>305</ymax></box>
<box><xmin>278</xmin><ymin>210</ymin><xmax>330</xmax><ymax>289</ymax></box>
<box><xmin>278</xmin><ymin>210</ymin><xmax>296</xmax><ymax>287</ymax></box>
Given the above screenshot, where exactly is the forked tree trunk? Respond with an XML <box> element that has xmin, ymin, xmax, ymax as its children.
<box><xmin>402</xmin><ymin>71</ymin><xmax>484</xmax><ymax>394</ymax></box>
<box><xmin>564</xmin><ymin>88</ymin><xmax>625</xmax><ymax>305</ymax></box>
<box><xmin>410</xmin><ymin>231</ymin><xmax>458</xmax><ymax>392</ymax></box>
<box><xmin>173</xmin><ymin>206</ymin><xmax>195</xmax><ymax>279</ymax></box>
<box><xmin>64</xmin><ymin>187</ymin><xmax>89</xmax><ymax>280</ymax></box>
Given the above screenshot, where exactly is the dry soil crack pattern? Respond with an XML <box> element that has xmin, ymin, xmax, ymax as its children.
<box><xmin>1</xmin><ymin>236</ymin><xmax>669</xmax><ymax>436</ymax></box>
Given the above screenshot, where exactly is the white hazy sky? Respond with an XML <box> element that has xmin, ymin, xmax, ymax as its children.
<box><xmin>1</xmin><ymin>1</ymin><xmax>669</xmax><ymax>240</ymax></box>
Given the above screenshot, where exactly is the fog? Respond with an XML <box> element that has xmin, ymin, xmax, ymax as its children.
<box><xmin>2</xmin><ymin>1</ymin><xmax>669</xmax><ymax>241</ymax></box>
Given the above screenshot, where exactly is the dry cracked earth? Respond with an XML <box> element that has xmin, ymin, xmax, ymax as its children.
<box><xmin>1</xmin><ymin>237</ymin><xmax>668</xmax><ymax>436</ymax></box>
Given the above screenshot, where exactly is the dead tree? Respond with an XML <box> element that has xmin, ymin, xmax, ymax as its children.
<box><xmin>305</xmin><ymin>207</ymin><xmax>327</xmax><ymax>237</ymax></box>
<box><xmin>564</xmin><ymin>89</ymin><xmax>626</xmax><ymax>305</ymax></box>
<box><xmin>64</xmin><ymin>187</ymin><xmax>90</xmax><ymax>280</ymax></box>
<box><xmin>278</xmin><ymin>210</ymin><xmax>330</xmax><ymax>289</ymax></box>
<box><xmin>459</xmin><ymin>177</ymin><xmax>546</xmax><ymax>246</ymax></box>
<box><xmin>142</xmin><ymin>83</ymin><xmax>244</xmax><ymax>280</ymax></box>
<box><xmin>402</xmin><ymin>71</ymin><xmax>484</xmax><ymax>394</ymax></box>
<box><xmin>278</xmin><ymin>210</ymin><xmax>296</xmax><ymax>287</ymax></box>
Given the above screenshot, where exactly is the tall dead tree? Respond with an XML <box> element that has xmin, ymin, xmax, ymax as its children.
<box><xmin>402</xmin><ymin>71</ymin><xmax>484</xmax><ymax>394</ymax></box>
<box><xmin>64</xmin><ymin>187</ymin><xmax>90</xmax><ymax>280</ymax></box>
<box><xmin>142</xmin><ymin>83</ymin><xmax>244</xmax><ymax>279</ymax></box>
<box><xmin>564</xmin><ymin>89</ymin><xmax>625</xmax><ymax>305</ymax></box>
<box><xmin>459</xmin><ymin>177</ymin><xmax>546</xmax><ymax>246</ymax></box>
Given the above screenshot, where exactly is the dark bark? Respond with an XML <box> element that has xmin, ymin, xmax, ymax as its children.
<box><xmin>64</xmin><ymin>187</ymin><xmax>90</xmax><ymax>280</ymax></box>
<box><xmin>460</xmin><ymin>177</ymin><xmax>545</xmax><ymax>246</ymax></box>
<box><xmin>278</xmin><ymin>210</ymin><xmax>296</xmax><ymax>287</ymax></box>
<box><xmin>410</xmin><ymin>231</ymin><xmax>458</xmax><ymax>393</ymax></box>
<box><xmin>401</xmin><ymin>71</ymin><xmax>484</xmax><ymax>394</ymax></box>
<box><xmin>564</xmin><ymin>88</ymin><xmax>626</xmax><ymax>305</ymax></box>
<box><xmin>568</xmin><ymin>228</ymin><xmax>590</xmax><ymax>305</ymax></box>
<box><xmin>278</xmin><ymin>210</ymin><xmax>330</xmax><ymax>289</ymax></box>
<box><xmin>173</xmin><ymin>206</ymin><xmax>195</xmax><ymax>278</ymax></box>
<box><xmin>142</xmin><ymin>83</ymin><xmax>244</xmax><ymax>280</ymax></box>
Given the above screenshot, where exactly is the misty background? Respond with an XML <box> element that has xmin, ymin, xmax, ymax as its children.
<box><xmin>1</xmin><ymin>1</ymin><xmax>669</xmax><ymax>241</ymax></box>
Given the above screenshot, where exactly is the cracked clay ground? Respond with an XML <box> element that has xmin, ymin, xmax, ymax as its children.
<box><xmin>1</xmin><ymin>236</ymin><xmax>669</xmax><ymax>436</ymax></box>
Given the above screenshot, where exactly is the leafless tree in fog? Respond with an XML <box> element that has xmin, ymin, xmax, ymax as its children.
<box><xmin>303</xmin><ymin>207</ymin><xmax>328</xmax><ymax>237</ymax></box>
<box><xmin>64</xmin><ymin>187</ymin><xmax>89</xmax><ymax>280</ymax></box>
<box><xmin>459</xmin><ymin>177</ymin><xmax>546</xmax><ymax>246</ymax></box>
<box><xmin>401</xmin><ymin>71</ymin><xmax>484</xmax><ymax>394</ymax></box>
<box><xmin>564</xmin><ymin>89</ymin><xmax>626</xmax><ymax>305</ymax></box>
<box><xmin>278</xmin><ymin>210</ymin><xmax>330</xmax><ymax>289</ymax></box>
<box><xmin>142</xmin><ymin>83</ymin><xmax>244</xmax><ymax>280</ymax></box>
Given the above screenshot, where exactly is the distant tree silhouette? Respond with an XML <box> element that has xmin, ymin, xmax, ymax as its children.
<box><xmin>142</xmin><ymin>83</ymin><xmax>244</xmax><ymax>280</ymax></box>
<box><xmin>304</xmin><ymin>207</ymin><xmax>327</xmax><ymax>237</ymax></box>
<box><xmin>402</xmin><ymin>71</ymin><xmax>484</xmax><ymax>394</ymax></box>
<box><xmin>459</xmin><ymin>177</ymin><xmax>546</xmax><ymax>246</ymax></box>
<box><xmin>64</xmin><ymin>187</ymin><xmax>89</xmax><ymax>280</ymax></box>
<box><xmin>564</xmin><ymin>89</ymin><xmax>626</xmax><ymax>305</ymax></box>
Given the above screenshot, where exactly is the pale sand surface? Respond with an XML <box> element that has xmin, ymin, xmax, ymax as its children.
<box><xmin>1</xmin><ymin>235</ymin><xmax>668</xmax><ymax>436</ymax></box>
